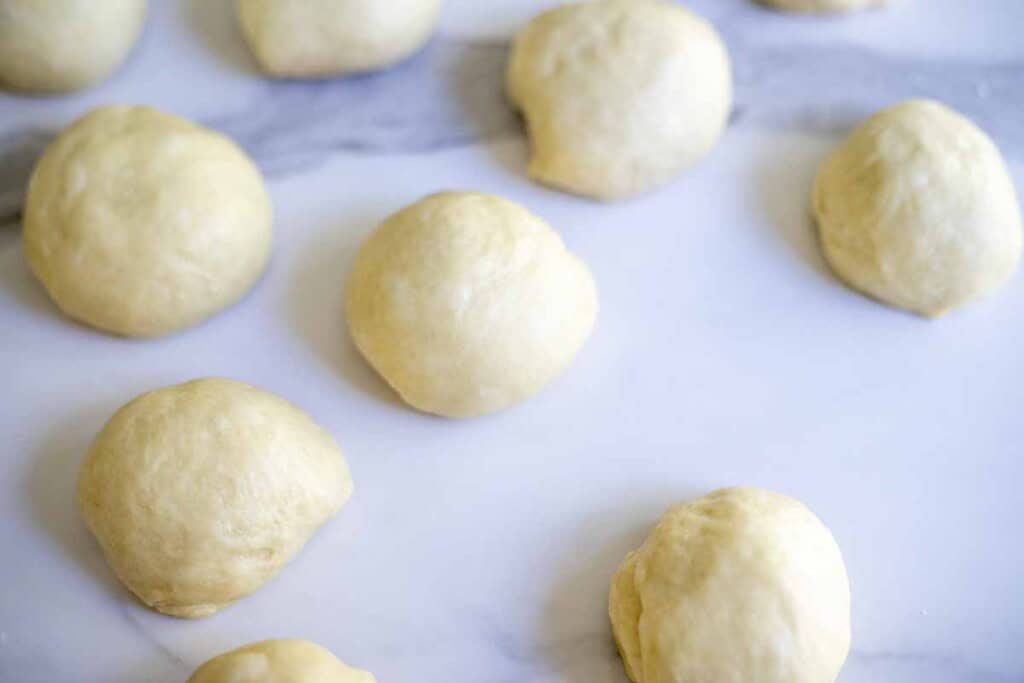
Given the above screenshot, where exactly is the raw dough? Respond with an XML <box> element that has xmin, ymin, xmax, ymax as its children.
<box><xmin>345</xmin><ymin>191</ymin><xmax>598</xmax><ymax>418</ymax></box>
<box><xmin>0</xmin><ymin>0</ymin><xmax>146</xmax><ymax>92</ymax></box>
<box><xmin>757</xmin><ymin>0</ymin><xmax>887</xmax><ymax>13</ymax></box>
<box><xmin>236</xmin><ymin>0</ymin><xmax>441</xmax><ymax>77</ymax></box>
<box><xmin>187</xmin><ymin>639</ymin><xmax>376</xmax><ymax>683</ymax></box>
<box><xmin>813</xmin><ymin>99</ymin><xmax>1022</xmax><ymax>317</ymax></box>
<box><xmin>507</xmin><ymin>0</ymin><xmax>732</xmax><ymax>201</ymax></box>
<box><xmin>24</xmin><ymin>105</ymin><xmax>272</xmax><ymax>337</ymax></box>
<box><xmin>78</xmin><ymin>378</ymin><xmax>353</xmax><ymax>618</ymax></box>
<box><xmin>610</xmin><ymin>487</ymin><xmax>850</xmax><ymax>683</ymax></box>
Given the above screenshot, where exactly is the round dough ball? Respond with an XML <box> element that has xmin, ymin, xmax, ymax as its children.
<box><xmin>507</xmin><ymin>0</ymin><xmax>732</xmax><ymax>201</ymax></box>
<box><xmin>236</xmin><ymin>0</ymin><xmax>441</xmax><ymax>77</ymax></box>
<box><xmin>610</xmin><ymin>487</ymin><xmax>850</xmax><ymax>683</ymax></box>
<box><xmin>345</xmin><ymin>191</ymin><xmax>598</xmax><ymax>418</ymax></box>
<box><xmin>24</xmin><ymin>105</ymin><xmax>272</xmax><ymax>337</ymax></box>
<box><xmin>0</xmin><ymin>0</ymin><xmax>146</xmax><ymax>93</ymax></box>
<box><xmin>757</xmin><ymin>0</ymin><xmax>887</xmax><ymax>13</ymax></box>
<box><xmin>77</xmin><ymin>378</ymin><xmax>353</xmax><ymax>618</ymax></box>
<box><xmin>188</xmin><ymin>639</ymin><xmax>375</xmax><ymax>683</ymax></box>
<box><xmin>814</xmin><ymin>99</ymin><xmax>1022</xmax><ymax>317</ymax></box>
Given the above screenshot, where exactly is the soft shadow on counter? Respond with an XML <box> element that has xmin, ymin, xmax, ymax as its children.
<box><xmin>283</xmin><ymin>211</ymin><xmax>404</xmax><ymax>410</ymax></box>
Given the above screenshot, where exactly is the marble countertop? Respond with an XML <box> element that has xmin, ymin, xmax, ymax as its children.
<box><xmin>1</xmin><ymin>1</ymin><xmax>1022</xmax><ymax>681</ymax></box>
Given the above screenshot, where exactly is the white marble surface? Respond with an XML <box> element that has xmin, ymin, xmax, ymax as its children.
<box><xmin>1</xmin><ymin>1</ymin><xmax>1022</xmax><ymax>681</ymax></box>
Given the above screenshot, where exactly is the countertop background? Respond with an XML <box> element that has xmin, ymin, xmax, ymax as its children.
<box><xmin>1</xmin><ymin>1</ymin><xmax>1022</xmax><ymax>681</ymax></box>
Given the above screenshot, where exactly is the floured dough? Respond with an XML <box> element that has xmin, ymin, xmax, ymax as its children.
<box><xmin>236</xmin><ymin>0</ymin><xmax>441</xmax><ymax>77</ymax></box>
<box><xmin>187</xmin><ymin>639</ymin><xmax>376</xmax><ymax>683</ymax></box>
<box><xmin>0</xmin><ymin>0</ymin><xmax>146</xmax><ymax>92</ymax></box>
<box><xmin>507</xmin><ymin>0</ymin><xmax>732</xmax><ymax>200</ymax></box>
<box><xmin>757</xmin><ymin>0</ymin><xmax>888</xmax><ymax>13</ymax></box>
<box><xmin>814</xmin><ymin>99</ymin><xmax>1022</xmax><ymax>317</ymax></box>
<box><xmin>610</xmin><ymin>487</ymin><xmax>850</xmax><ymax>683</ymax></box>
<box><xmin>345</xmin><ymin>191</ymin><xmax>598</xmax><ymax>418</ymax></box>
<box><xmin>78</xmin><ymin>378</ymin><xmax>353</xmax><ymax>618</ymax></box>
<box><xmin>24</xmin><ymin>105</ymin><xmax>272</xmax><ymax>337</ymax></box>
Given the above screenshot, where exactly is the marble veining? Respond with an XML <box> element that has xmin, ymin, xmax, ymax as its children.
<box><xmin>1</xmin><ymin>1</ymin><xmax>1021</xmax><ymax>682</ymax></box>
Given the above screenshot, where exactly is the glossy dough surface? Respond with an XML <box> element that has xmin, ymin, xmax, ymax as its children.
<box><xmin>187</xmin><ymin>639</ymin><xmax>376</xmax><ymax>683</ymax></box>
<box><xmin>236</xmin><ymin>0</ymin><xmax>441</xmax><ymax>76</ymax></box>
<box><xmin>24</xmin><ymin>105</ymin><xmax>272</xmax><ymax>337</ymax></box>
<box><xmin>0</xmin><ymin>0</ymin><xmax>146</xmax><ymax>92</ymax></box>
<box><xmin>78</xmin><ymin>378</ymin><xmax>353</xmax><ymax>618</ymax></box>
<box><xmin>609</xmin><ymin>487</ymin><xmax>851</xmax><ymax>683</ymax></box>
<box><xmin>507</xmin><ymin>0</ymin><xmax>731</xmax><ymax>200</ymax></box>
<box><xmin>346</xmin><ymin>191</ymin><xmax>598</xmax><ymax>418</ymax></box>
<box><xmin>814</xmin><ymin>99</ymin><xmax>1022</xmax><ymax>317</ymax></box>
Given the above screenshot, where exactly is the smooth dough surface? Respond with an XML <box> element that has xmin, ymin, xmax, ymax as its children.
<box><xmin>813</xmin><ymin>99</ymin><xmax>1022</xmax><ymax>317</ymax></box>
<box><xmin>78</xmin><ymin>378</ymin><xmax>353</xmax><ymax>618</ymax></box>
<box><xmin>0</xmin><ymin>0</ymin><xmax>146</xmax><ymax>92</ymax></box>
<box><xmin>345</xmin><ymin>191</ymin><xmax>598</xmax><ymax>418</ymax></box>
<box><xmin>757</xmin><ymin>0</ymin><xmax>887</xmax><ymax>12</ymax></box>
<box><xmin>187</xmin><ymin>639</ymin><xmax>376</xmax><ymax>683</ymax></box>
<box><xmin>236</xmin><ymin>0</ymin><xmax>441</xmax><ymax>77</ymax></box>
<box><xmin>24</xmin><ymin>105</ymin><xmax>272</xmax><ymax>337</ymax></box>
<box><xmin>507</xmin><ymin>0</ymin><xmax>732</xmax><ymax>201</ymax></box>
<box><xmin>610</xmin><ymin>487</ymin><xmax>850</xmax><ymax>683</ymax></box>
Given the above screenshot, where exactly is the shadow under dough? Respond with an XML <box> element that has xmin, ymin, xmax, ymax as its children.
<box><xmin>184</xmin><ymin>0</ymin><xmax>259</xmax><ymax>74</ymax></box>
<box><xmin>284</xmin><ymin>210</ymin><xmax>405</xmax><ymax>409</ymax></box>
<box><xmin>23</xmin><ymin>402</ymin><xmax>133</xmax><ymax>601</ymax></box>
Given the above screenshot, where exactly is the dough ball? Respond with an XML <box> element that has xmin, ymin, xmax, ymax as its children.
<box><xmin>187</xmin><ymin>639</ymin><xmax>375</xmax><ymax>683</ymax></box>
<box><xmin>236</xmin><ymin>0</ymin><xmax>441</xmax><ymax>77</ymax></box>
<box><xmin>813</xmin><ymin>99</ymin><xmax>1022</xmax><ymax>317</ymax></box>
<box><xmin>507</xmin><ymin>0</ymin><xmax>732</xmax><ymax>201</ymax></box>
<box><xmin>757</xmin><ymin>0</ymin><xmax>887</xmax><ymax>13</ymax></box>
<box><xmin>610</xmin><ymin>487</ymin><xmax>850</xmax><ymax>683</ymax></box>
<box><xmin>0</xmin><ymin>0</ymin><xmax>146</xmax><ymax>93</ymax></box>
<box><xmin>24</xmin><ymin>105</ymin><xmax>272</xmax><ymax>337</ymax></box>
<box><xmin>77</xmin><ymin>378</ymin><xmax>353</xmax><ymax>618</ymax></box>
<box><xmin>345</xmin><ymin>191</ymin><xmax>598</xmax><ymax>418</ymax></box>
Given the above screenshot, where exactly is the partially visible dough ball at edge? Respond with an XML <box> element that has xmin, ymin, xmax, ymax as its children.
<box><xmin>0</xmin><ymin>0</ymin><xmax>147</xmax><ymax>92</ymax></box>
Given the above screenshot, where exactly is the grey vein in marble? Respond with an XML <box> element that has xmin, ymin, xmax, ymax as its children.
<box><xmin>1</xmin><ymin>34</ymin><xmax>1021</xmax><ymax>225</ymax></box>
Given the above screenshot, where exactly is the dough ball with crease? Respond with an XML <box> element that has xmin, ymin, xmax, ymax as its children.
<box><xmin>0</xmin><ymin>0</ymin><xmax>146</xmax><ymax>92</ymax></box>
<box><xmin>507</xmin><ymin>0</ymin><xmax>731</xmax><ymax>201</ymax></box>
<box><xmin>814</xmin><ymin>99</ymin><xmax>1022</xmax><ymax>317</ymax></box>
<box><xmin>187</xmin><ymin>639</ymin><xmax>376</xmax><ymax>683</ymax></box>
<box><xmin>610</xmin><ymin>487</ymin><xmax>850</xmax><ymax>683</ymax></box>
<box><xmin>756</xmin><ymin>0</ymin><xmax>887</xmax><ymax>13</ymax></box>
<box><xmin>236</xmin><ymin>0</ymin><xmax>441</xmax><ymax>77</ymax></box>
<box><xmin>345</xmin><ymin>191</ymin><xmax>598</xmax><ymax>418</ymax></box>
<box><xmin>78</xmin><ymin>378</ymin><xmax>353</xmax><ymax>618</ymax></box>
<box><xmin>24</xmin><ymin>105</ymin><xmax>272</xmax><ymax>337</ymax></box>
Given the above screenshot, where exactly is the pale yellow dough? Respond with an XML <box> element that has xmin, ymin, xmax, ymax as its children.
<box><xmin>236</xmin><ymin>0</ymin><xmax>441</xmax><ymax>77</ymax></box>
<box><xmin>187</xmin><ymin>639</ymin><xmax>376</xmax><ymax>683</ymax></box>
<box><xmin>78</xmin><ymin>378</ymin><xmax>353</xmax><ymax>618</ymax></box>
<box><xmin>345</xmin><ymin>191</ymin><xmax>598</xmax><ymax>418</ymax></box>
<box><xmin>24</xmin><ymin>105</ymin><xmax>272</xmax><ymax>337</ymax></box>
<box><xmin>507</xmin><ymin>0</ymin><xmax>732</xmax><ymax>201</ymax></box>
<box><xmin>757</xmin><ymin>0</ymin><xmax>887</xmax><ymax>13</ymax></box>
<box><xmin>0</xmin><ymin>0</ymin><xmax>146</xmax><ymax>92</ymax></box>
<box><xmin>814</xmin><ymin>99</ymin><xmax>1022</xmax><ymax>317</ymax></box>
<box><xmin>610</xmin><ymin>487</ymin><xmax>851</xmax><ymax>683</ymax></box>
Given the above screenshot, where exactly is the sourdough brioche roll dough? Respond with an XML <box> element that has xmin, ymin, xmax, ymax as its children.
<box><xmin>814</xmin><ymin>99</ymin><xmax>1022</xmax><ymax>317</ymax></box>
<box><xmin>610</xmin><ymin>487</ymin><xmax>850</xmax><ymax>683</ymax></box>
<box><xmin>0</xmin><ymin>0</ymin><xmax>146</xmax><ymax>92</ymax></box>
<box><xmin>24</xmin><ymin>105</ymin><xmax>272</xmax><ymax>337</ymax></box>
<box><xmin>345</xmin><ymin>191</ymin><xmax>597</xmax><ymax>418</ymax></box>
<box><xmin>188</xmin><ymin>639</ymin><xmax>376</xmax><ymax>683</ymax></box>
<box><xmin>78</xmin><ymin>378</ymin><xmax>353</xmax><ymax>618</ymax></box>
<box><xmin>757</xmin><ymin>0</ymin><xmax>887</xmax><ymax>12</ymax></box>
<box><xmin>507</xmin><ymin>0</ymin><xmax>731</xmax><ymax>201</ymax></box>
<box><xmin>236</xmin><ymin>0</ymin><xmax>441</xmax><ymax>77</ymax></box>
